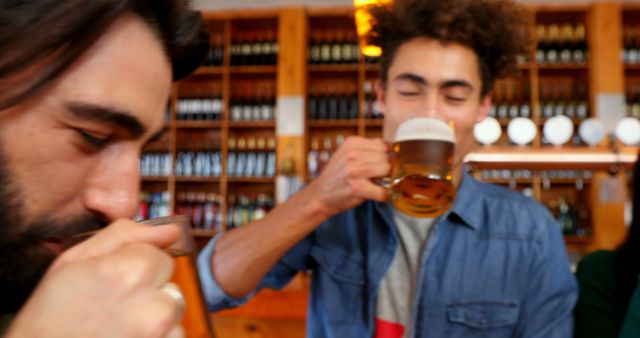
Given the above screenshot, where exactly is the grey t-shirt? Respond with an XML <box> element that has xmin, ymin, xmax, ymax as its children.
<box><xmin>374</xmin><ymin>210</ymin><xmax>434</xmax><ymax>338</ymax></box>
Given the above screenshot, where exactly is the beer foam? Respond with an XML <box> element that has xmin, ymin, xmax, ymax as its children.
<box><xmin>394</xmin><ymin>118</ymin><xmax>456</xmax><ymax>143</ymax></box>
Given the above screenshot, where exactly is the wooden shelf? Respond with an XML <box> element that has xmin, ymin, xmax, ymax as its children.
<box><xmin>364</xmin><ymin>63</ymin><xmax>380</xmax><ymax>72</ymax></box>
<box><xmin>564</xmin><ymin>235</ymin><xmax>593</xmax><ymax>245</ymax></box>
<box><xmin>173</xmin><ymin>121</ymin><xmax>222</xmax><ymax>128</ymax></box>
<box><xmin>537</xmin><ymin>63</ymin><xmax>589</xmax><ymax>70</ymax></box>
<box><xmin>227</xmin><ymin>177</ymin><xmax>276</xmax><ymax>183</ymax></box>
<box><xmin>625</xmin><ymin>64</ymin><xmax>640</xmax><ymax>71</ymax></box>
<box><xmin>228</xmin><ymin>120</ymin><xmax>276</xmax><ymax>128</ymax></box>
<box><xmin>308</xmin><ymin>64</ymin><xmax>359</xmax><ymax>72</ymax></box>
<box><xmin>175</xmin><ymin>176</ymin><xmax>221</xmax><ymax>182</ymax></box>
<box><xmin>193</xmin><ymin>67</ymin><xmax>224</xmax><ymax>75</ymax></box>
<box><xmin>308</xmin><ymin>120</ymin><xmax>358</xmax><ymax>127</ymax></box>
<box><xmin>365</xmin><ymin>119</ymin><xmax>384</xmax><ymax>127</ymax></box>
<box><xmin>142</xmin><ymin>176</ymin><xmax>169</xmax><ymax>182</ymax></box>
<box><xmin>466</xmin><ymin>147</ymin><xmax>639</xmax><ymax>170</ymax></box>
<box><xmin>230</xmin><ymin>66</ymin><xmax>277</xmax><ymax>74</ymax></box>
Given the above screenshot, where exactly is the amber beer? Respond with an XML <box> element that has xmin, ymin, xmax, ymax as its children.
<box><xmin>140</xmin><ymin>216</ymin><xmax>215</xmax><ymax>338</ymax></box>
<box><xmin>389</xmin><ymin>118</ymin><xmax>456</xmax><ymax>217</ymax></box>
<box><xmin>169</xmin><ymin>250</ymin><xmax>214</xmax><ymax>338</ymax></box>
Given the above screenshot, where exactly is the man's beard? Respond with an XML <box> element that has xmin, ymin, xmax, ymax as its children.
<box><xmin>0</xmin><ymin>151</ymin><xmax>107</xmax><ymax>314</ymax></box>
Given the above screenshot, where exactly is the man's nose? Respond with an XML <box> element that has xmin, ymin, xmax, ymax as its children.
<box><xmin>83</xmin><ymin>154</ymin><xmax>140</xmax><ymax>222</ymax></box>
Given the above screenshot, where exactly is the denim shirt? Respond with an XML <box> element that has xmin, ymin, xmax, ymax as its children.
<box><xmin>198</xmin><ymin>172</ymin><xmax>578</xmax><ymax>337</ymax></box>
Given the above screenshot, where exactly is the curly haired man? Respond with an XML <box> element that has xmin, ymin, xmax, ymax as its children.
<box><xmin>199</xmin><ymin>1</ymin><xmax>578</xmax><ymax>337</ymax></box>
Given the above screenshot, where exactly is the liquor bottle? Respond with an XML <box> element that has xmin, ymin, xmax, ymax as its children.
<box><xmin>244</xmin><ymin>137</ymin><xmax>257</xmax><ymax>177</ymax></box>
<box><xmin>535</xmin><ymin>25</ymin><xmax>547</xmax><ymax>64</ymax></box>
<box><xmin>363</xmin><ymin>80</ymin><xmax>373</xmax><ymax>119</ymax></box>
<box><xmin>553</xmin><ymin>83</ymin><xmax>565</xmax><ymax>117</ymax></box>
<box><xmin>230</xmin><ymin>36</ymin><xmax>241</xmax><ymax>66</ymax></box>
<box><xmin>309</xmin><ymin>83</ymin><xmax>318</xmax><ymax>120</ymax></box>
<box><xmin>251</xmin><ymin>33</ymin><xmax>262</xmax><ymax>66</ymax></box>
<box><xmin>227</xmin><ymin>138</ymin><xmax>237</xmax><ymax>177</ymax></box>
<box><xmin>252</xmin><ymin>87</ymin><xmax>262</xmax><ymax>121</ymax></box>
<box><xmin>212</xmin><ymin>85</ymin><xmax>223</xmax><ymax>121</ymax></box>
<box><xmin>241</xmin><ymin>87</ymin><xmax>253</xmax><ymax>121</ymax></box>
<box><xmin>572</xmin><ymin>24</ymin><xmax>588</xmax><ymax>63</ymax></box>
<box><xmin>266</xmin><ymin>138</ymin><xmax>277</xmax><ymax>177</ymax></box>
<box><xmin>317</xmin><ymin>85</ymin><xmax>329</xmax><ymax>120</ymax></box>
<box><xmin>265</xmin><ymin>85</ymin><xmax>276</xmax><ymax>120</ymax></box>
<box><xmin>268</xmin><ymin>31</ymin><xmax>278</xmax><ymax>66</ymax></box>
<box><xmin>318</xmin><ymin>136</ymin><xmax>332</xmax><ymax>174</ymax></box>
<box><xmin>559</xmin><ymin>24</ymin><xmax>573</xmax><ymax>64</ymax></box>
<box><xmin>575</xmin><ymin>83</ymin><xmax>589</xmax><ymax>119</ymax></box>
<box><xmin>213</xmin><ymin>34</ymin><xmax>224</xmax><ymax>67</ymax></box>
<box><xmin>309</xmin><ymin>31</ymin><xmax>322</xmax><ymax>64</ymax></box>
<box><xmin>234</xmin><ymin>138</ymin><xmax>247</xmax><ymax>177</ymax></box>
<box><xmin>230</xmin><ymin>89</ymin><xmax>242</xmax><ymax>121</ymax></box>
<box><xmin>508</xmin><ymin>83</ymin><xmax>520</xmax><ymax>118</ymax></box>
<box><xmin>227</xmin><ymin>194</ymin><xmax>237</xmax><ymax>229</ymax></box>
<box><xmin>342</xmin><ymin>30</ymin><xmax>355</xmax><ymax>64</ymax></box>
<box><xmin>327</xmin><ymin>86</ymin><xmax>339</xmax><ymax>120</ymax></box>
<box><xmin>496</xmin><ymin>82</ymin><xmax>508</xmax><ymax>119</ymax></box>
<box><xmin>307</xmin><ymin>137</ymin><xmax>320</xmax><ymax>178</ymax></box>
<box><xmin>520</xmin><ymin>83</ymin><xmax>531</xmax><ymax>118</ymax></box>
<box><xmin>542</xmin><ymin>83</ymin><xmax>554</xmax><ymax>119</ymax></box>
<box><xmin>331</xmin><ymin>30</ymin><xmax>342</xmax><ymax>64</ymax></box>
<box><xmin>320</xmin><ymin>31</ymin><xmax>332</xmax><ymax>64</ymax></box>
<box><xmin>565</xmin><ymin>83</ymin><xmax>577</xmax><ymax>118</ymax></box>
<box><xmin>338</xmin><ymin>84</ymin><xmax>350</xmax><ymax>119</ymax></box>
<box><xmin>254</xmin><ymin>138</ymin><xmax>267</xmax><ymax>177</ymax></box>
<box><xmin>240</xmin><ymin>33</ymin><xmax>251</xmax><ymax>66</ymax></box>
<box><xmin>349</xmin><ymin>83</ymin><xmax>358</xmax><ymax>120</ymax></box>
<box><xmin>259</xmin><ymin>32</ymin><xmax>270</xmax><ymax>66</ymax></box>
<box><xmin>546</xmin><ymin>24</ymin><xmax>560</xmax><ymax>64</ymax></box>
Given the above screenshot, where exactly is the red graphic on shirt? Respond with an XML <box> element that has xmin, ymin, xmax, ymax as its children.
<box><xmin>374</xmin><ymin>318</ymin><xmax>405</xmax><ymax>338</ymax></box>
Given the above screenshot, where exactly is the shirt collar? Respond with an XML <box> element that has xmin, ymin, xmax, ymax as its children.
<box><xmin>447</xmin><ymin>170</ymin><xmax>482</xmax><ymax>230</ymax></box>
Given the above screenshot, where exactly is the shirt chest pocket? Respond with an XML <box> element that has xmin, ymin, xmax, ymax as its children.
<box><xmin>446</xmin><ymin>301</ymin><xmax>519</xmax><ymax>336</ymax></box>
<box><xmin>311</xmin><ymin>246</ymin><xmax>366</xmax><ymax>324</ymax></box>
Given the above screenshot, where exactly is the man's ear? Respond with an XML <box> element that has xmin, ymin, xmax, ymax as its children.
<box><xmin>477</xmin><ymin>93</ymin><xmax>492</xmax><ymax>122</ymax></box>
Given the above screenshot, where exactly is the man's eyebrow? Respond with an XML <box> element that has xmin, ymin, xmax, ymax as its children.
<box><xmin>441</xmin><ymin>79</ymin><xmax>474</xmax><ymax>91</ymax></box>
<box><xmin>65</xmin><ymin>102</ymin><xmax>146</xmax><ymax>138</ymax></box>
<box><xmin>394</xmin><ymin>73</ymin><xmax>428</xmax><ymax>86</ymax></box>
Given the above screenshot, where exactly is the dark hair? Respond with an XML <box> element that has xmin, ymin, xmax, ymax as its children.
<box><xmin>367</xmin><ymin>0</ymin><xmax>530</xmax><ymax>97</ymax></box>
<box><xmin>615</xmin><ymin>150</ymin><xmax>640</xmax><ymax>309</ymax></box>
<box><xmin>0</xmin><ymin>0</ymin><xmax>209</xmax><ymax>111</ymax></box>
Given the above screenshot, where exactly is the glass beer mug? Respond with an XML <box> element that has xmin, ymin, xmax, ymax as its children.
<box><xmin>383</xmin><ymin>117</ymin><xmax>456</xmax><ymax>218</ymax></box>
<box><xmin>140</xmin><ymin>215</ymin><xmax>215</xmax><ymax>338</ymax></box>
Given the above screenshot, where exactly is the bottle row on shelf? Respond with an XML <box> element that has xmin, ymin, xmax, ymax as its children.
<box><xmin>477</xmin><ymin>169</ymin><xmax>593</xmax><ymax>182</ymax></box>
<box><xmin>308</xmin><ymin>82</ymin><xmax>358</xmax><ymax>120</ymax></box>
<box><xmin>622</xmin><ymin>25</ymin><xmax>640</xmax><ymax>65</ymax></box>
<box><xmin>308</xmin><ymin>79</ymin><xmax>383</xmax><ymax>121</ymax></box>
<box><xmin>308</xmin><ymin>29</ymin><xmax>360</xmax><ymax>65</ymax></box>
<box><xmin>548</xmin><ymin>196</ymin><xmax>591</xmax><ymax>237</ymax></box>
<box><xmin>227</xmin><ymin>137</ymin><xmax>277</xmax><ymax>178</ymax></box>
<box><xmin>489</xmin><ymin>81</ymin><xmax>590</xmax><ymax>120</ymax></box>
<box><xmin>141</xmin><ymin>151</ymin><xmax>172</xmax><ymax>177</ymax></box>
<box><xmin>227</xmin><ymin>193</ymin><xmax>275</xmax><ymax>229</ymax></box>
<box><xmin>229</xmin><ymin>84</ymin><xmax>276</xmax><ymax>122</ymax></box>
<box><xmin>230</xmin><ymin>32</ymin><xmax>279</xmax><ymax>66</ymax></box>
<box><xmin>176</xmin><ymin>192</ymin><xmax>223</xmax><ymax>231</ymax></box>
<box><xmin>137</xmin><ymin>192</ymin><xmax>171</xmax><ymax>221</ymax></box>
<box><xmin>176</xmin><ymin>86</ymin><xmax>224</xmax><ymax>121</ymax></box>
<box><xmin>176</xmin><ymin>148</ymin><xmax>222</xmax><ymax>177</ymax></box>
<box><xmin>625</xmin><ymin>82</ymin><xmax>640</xmax><ymax>118</ymax></box>
<box><xmin>535</xmin><ymin>23</ymin><xmax>588</xmax><ymax>65</ymax></box>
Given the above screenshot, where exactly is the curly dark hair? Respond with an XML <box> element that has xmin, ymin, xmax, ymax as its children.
<box><xmin>368</xmin><ymin>0</ymin><xmax>530</xmax><ymax>97</ymax></box>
